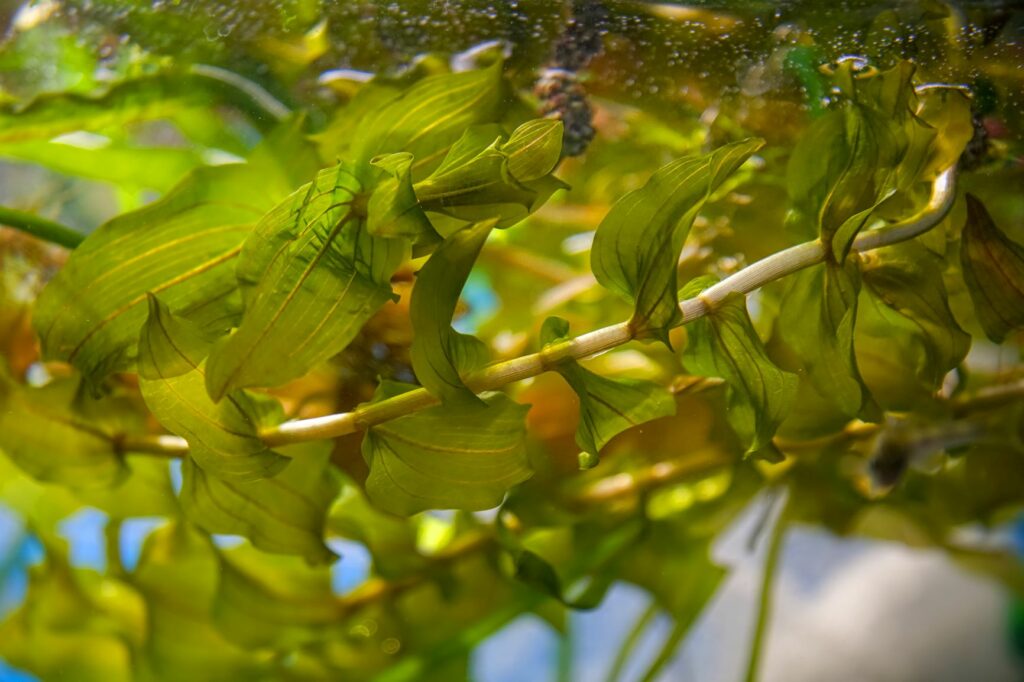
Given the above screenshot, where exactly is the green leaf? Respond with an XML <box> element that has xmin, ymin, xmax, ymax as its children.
<box><xmin>499</xmin><ymin>513</ymin><xmax>645</xmax><ymax>609</ymax></box>
<box><xmin>314</xmin><ymin>79</ymin><xmax>405</xmax><ymax>163</ymax></box>
<box><xmin>778</xmin><ymin>261</ymin><xmax>868</xmax><ymax>419</ymax></box>
<box><xmin>0</xmin><ymin>72</ymin><xmax>211</xmax><ymax>145</ymax></box>
<box><xmin>137</xmin><ymin>295</ymin><xmax>287</xmax><ymax>481</ymax></box>
<box><xmin>213</xmin><ymin>543</ymin><xmax>342</xmax><ymax>648</ymax></box>
<box><xmin>412</xmin><ymin>119</ymin><xmax>566</xmax><ymax>229</ymax></box>
<box><xmin>539</xmin><ymin>317</ymin><xmax>676</xmax><ymax>460</ymax></box>
<box><xmin>73</xmin><ymin>456</ymin><xmax>179</xmax><ymax>520</ymax></box>
<box><xmin>788</xmin><ymin>61</ymin><xmax>945</xmax><ymax>262</ymax></box>
<box><xmin>205</xmin><ymin>163</ymin><xmax>404</xmax><ymax>399</ymax></box>
<box><xmin>913</xmin><ymin>88</ymin><xmax>974</xmax><ymax>180</ymax></box>
<box><xmin>0</xmin><ymin>368</ymin><xmax>126</xmax><ymax>488</ymax></box>
<box><xmin>788</xmin><ymin>105</ymin><xmax>901</xmax><ymax>262</ymax></box>
<box><xmin>327</xmin><ymin>479</ymin><xmax>425</xmax><ymax>578</ymax></box>
<box><xmin>132</xmin><ymin>522</ymin><xmax>270</xmax><ymax>681</ymax></box>
<box><xmin>367</xmin><ymin>152</ymin><xmax>440</xmax><ymax>252</ymax></box>
<box><xmin>621</xmin><ymin>531</ymin><xmax>725</xmax><ymax>621</ymax></box>
<box><xmin>180</xmin><ymin>442</ymin><xmax>339</xmax><ymax>564</ymax></box>
<box><xmin>591</xmin><ymin>138</ymin><xmax>764</xmax><ymax>341</ymax></box>
<box><xmin>959</xmin><ymin>194</ymin><xmax>1024</xmax><ymax>343</ymax></box>
<box><xmin>861</xmin><ymin>243</ymin><xmax>970</xmax><ymax>387</ymax></box>
<box><xmin>350</xmin><ymin>61</ymin><xmax>505</xmax><ymax>171</ymax></box>
<box><xmin>33</xmin><ymin>118</ymin><xmax>318</xmax><ymax>384</ymax></box>
<box><xmin>362</xmin><ymin>381</ymin><xmax>531</xmax><ymax>516</ymax></box>
<box><xmin>0</xmin><ymin>140</ymin><xmax>205</xmax><ymax>194</ymax></box>
<box><xmin>679</xmin><ymin>279</ymin><xmax>798</xmax><ymax>458</ymax></box>
<box><xmin>0</xmin><ymin>451</ymin><xmax>177</xmax><ymax>522</ymax></box>
<box><xmin>0</xmin><ymin>550</ymin><xmax>144</xmax><ymax>682</ymax></box>
<box><xmin>410</xmin><ymin>221</ymin><xmax>494</xmax><ymax>405</ymax></box>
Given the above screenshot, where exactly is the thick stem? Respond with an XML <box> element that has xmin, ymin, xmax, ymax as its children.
<box><xmin>0</xmin><ymin>206</ymin><xmax>84</xmax><ymax>249</ymax></box>
<box><xmin>127</xmin><ymin>167</ymin><xmax>958</xmax><ymax>456</ymax></box>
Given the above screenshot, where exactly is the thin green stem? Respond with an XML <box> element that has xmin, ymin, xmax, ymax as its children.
<box><xmin>558</xmin><ymin>623</ymin><xmax>574</xmax><ymax>682</ymax></box>
<box><xmin>123</xmin><ymin>166</ymin><xmax>957</xmax><ymax>456</ymax></box>
<box><xmin>188</xmin><ymin>64</ymin><xmax>291</xmax><ymax>122</ymax></box>
<box><xmin>606</xmin><ymin>601</ymin><xmax>659</xmax><ymax>682</ymax></box>
<box><xmin>744</xmin><ymin>493</ymin><xmax>789</xmax><ymax>682</ymax></box>
<box><xmin>637</xmin><ymin>614</ymin><xmax>689</xmax><ymax>682</ymax></box>
<box><xmin>0</xmin><ymin>206</ymin><xmax>84</xmax><ymax>249</ymax></box>
<box><xmin>105</xmin><ymin>519</ymin><xmax>124</xmax><ymax>577</ymax></box>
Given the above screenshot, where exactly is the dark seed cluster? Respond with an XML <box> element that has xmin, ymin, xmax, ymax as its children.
<box><xmin>535</xmin><ymin>0</ymin><xmax>607</xmax><ymax>157</ymax></box>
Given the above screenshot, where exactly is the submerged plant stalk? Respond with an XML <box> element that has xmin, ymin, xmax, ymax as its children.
<box><xmin>123</xmin><ymin>166</ymin><xmax>958</xmax><ymax>456</ymax></box>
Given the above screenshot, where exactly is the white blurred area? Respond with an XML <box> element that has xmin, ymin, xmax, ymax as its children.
<box><xmin>474</xmin><ymin>494</ymin><xmax>1024</xmax><ymax>682</ymax></box>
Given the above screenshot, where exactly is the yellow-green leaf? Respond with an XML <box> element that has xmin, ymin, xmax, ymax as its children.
<box><xmin>132</xmin><ymin>522</ymin><xmax>271</xmax><ymax>680</ymax></box>
<box><xmin>778</xmin><ymin>261</ymin><xmax>868</xmax><ymax>420</ymax></box>
<box><xmin>137</xmin><ymin>295</ymin><xmax>287</xmax><ymax>481</ymax></box>
<box><xmin>680</xmin><ymin>279</ymin><xmax>798</xmax><ymax>458</ymax></box>
<box><xmin>861</xmin><ymin>243</ymin><xmax>970</xmax><ymax>389</ymax></box>
<box><xmin>788</xmin><ymin>61</ymin><xmax>962</xmax><ymax>263</ymax></box>
<box><xmin>180</xmin><ymin>442</ymin><xmax>339</xmax><ymax>564</ymax></box>
<box><xmin>412</xmin><ymin>119</ymin><xmax>566</xmax><ymax>229</ymax></box>
<box><xmin>540</xmin><ymin>316</ymin><xmax>676</xmax><ymax>460</ymax></box>
<box><xmin>213</xmin><ymin>543</ymin><xmax>342</xmax><ymax>648</ymax></box>
<box><xmin>410</xmin><ymin>221</ymin><xmax>494</xmax><ymax>405</ymax></box>
<box><xmin>33</xmin><ymin>118</ymin><xmax>318</xmax><ymax>383</ymax></box>
<box><xmin>0</xmin><ymin>549</ymin><xmax>144</xmax><ymax>682</ymax></box>
<box><xmin>205</xmin><ymin>163</ymin><xmax>404</xmax><ymax>399</ymax></box>
<box><xmin>959</xmin><ymin>194</ymin><xmax>1024</xmax><ymax>343</ymax></box>
<box><xmin>0</xmin><ymin>140</ymin><xmax>205</xmax><ymax>193</ymax></box>
<box><xmin>350</xmin><ymin>61</ymin><xmax>505</xmax><ymax>170</ymax></box>
<box><xmin>0</xmin><ymin>367</ymin><xmax>126</xmax><ymax>488</ymax></box>
<box><xmin>362</xmin><ymin>381</ymin><xmax>531</xmax><ymax>516</ymax></box>
<box><xmin>0</xmin><ymin>72</ymin><xmax>210</xmax><ymax>145</ymax></box>
<box><xmin>367</xmin><ymin>152</ymin><xmax>439</xmax><ymax>252</ymax></box>
<box><xmin>591</xmin><ymin>138</ymin><xmax>763</xmax><ymax>341</ymax></box>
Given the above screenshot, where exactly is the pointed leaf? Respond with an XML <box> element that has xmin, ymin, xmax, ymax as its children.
<box><xmin>362</xmin><ymin>381</ymin><xmax>531</xmax><ymax>516</ymax></box>
<box><xmin>180</xmin><ymin>443</ymin><xmax>339</xmax><ymax>564</ymax></box>
<box><xmin>205</xmin><ymin>163</ymin><xmax>404</xmax><ymax>399</ymax></box>
<box><xmin>960</xmin><ymin>194</ymin><xmax>1024</xmax><ymax>343</ymax></box>
<box><xmin>540</xmin><ymin>317</ymin><xmax>676</xmax><ymax>459</ymax></box>
<box><xmin>503</xmin><ymin>119</ymin><xmax>565</xmax><ymax>182</ymax></box>
<box><xmin>351</xmin><ymin>61</ymin><xmax>505</xmax><ymax>169</ymax></box>
<box><xmin>788</xmin><ymin>61</ymin><xmax>951</xmax><ymax>262</ymax></box>
<box><xmin>0</xmin><ymin>140</ymin><xmax>205</xmax><ymax>193</ymax></box>
<box><xmin>778</xmin><ymin>261</ymin><xmax>868</xmax><ymax>419</ymax></box>
<box><xmin>137</xmin><ymin>295</ymin><xmax>287</xmax><ymax>481</ymax></box>
<box><xmin>412</xmin><ymin>119</ymin><xmax>566</xmax><ymax>228</ymax></box>
<box><xmin>132</xmin><ymin>523</ymin><xmax>270</xmax><ymax>680</ymax></box>
<box><xmin>914</xmin><ymin>88</ymin><xmax>974</xmax><ymax>180</ymax></box>
<box><xmin>0</xmin><ymin>367</ymin><xmax>126</xmax><ymax>488</ymax></box>
<box><xmin>861</xmin><ymin>243</ymin><xmax>970</xmax><ymax>386</ymax></box>
<box><xmin>213</xmin><ymin>543</ymin><xmax>342</xmax><ymax>648</ymax></box>
<box><xmin>0</xmin><ymin>72</ymin><xmax>212</xmax><ymax>145</ymax></box>
<box><xmin>367</xmin><ymin>152</ymin><xmax>440</xmax><ymax>251</ymax></box>
<box><xmin>680</xmin><ymin>280</ymin><xmax>798</xmax><ymax>458</ymax></box>
<box><xmin>410</xmin><ymin>221</ymin><xmax>493</xmax><ymax>405</ymax></box>
<box><xmin>0</xmin><ymin>551</ymin><xmax>143</xmax><ymax>682</ymax></box>
<box><xmin>33</xmin><ymin>119</ymin><xmax>318</xmax><ymax>383</ymax></box>
<box><xmin>591</xmin><ymin>138</ymin><xmax>764</xmax><ymax>340</ymax></box>
<box><xmin>326</xmin><ymin>479</ymin><xmax>425</xmax><ymax>578</ymax></box>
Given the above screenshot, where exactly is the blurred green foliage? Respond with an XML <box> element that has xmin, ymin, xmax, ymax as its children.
<box><xmin>0</xmin><ymin>1</ymin><xmax>1022</xmax><ymax>680</ymax></box>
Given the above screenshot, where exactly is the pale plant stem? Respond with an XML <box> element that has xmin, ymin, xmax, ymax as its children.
<box><xmin>125</xmin><ymin>167</ymin><xmax>958</xmax><ymax>456</ymax></box>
